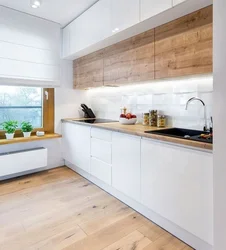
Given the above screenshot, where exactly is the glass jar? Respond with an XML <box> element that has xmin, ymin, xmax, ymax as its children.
<box><xmin>149</xmin><ymin>110</ymin><xmax>157</xmax><ymax>126</ymax></box>
<box><xmin>157</xmin><ymin>115</ymin><xmax>166</xmax><ymax>128</ymax></box>
<box><xmin>143</xmin><ymin>113</ymin><xmax>149</xmax><ymax>126</ymax></box>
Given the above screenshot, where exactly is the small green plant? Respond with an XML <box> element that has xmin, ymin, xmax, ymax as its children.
<box><xmin>21</xmin><ymin>122</ymin><xmax>33</xmax><ymax>132</ymax></box>
<box><xmin>1</xmin><ymin>121</ymin><xmax>18</xmax><ymax>134</ymax></box>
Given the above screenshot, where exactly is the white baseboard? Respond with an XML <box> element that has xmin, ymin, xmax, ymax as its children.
<box><xmin>65</xmin><ymin>161</ymin><xmax>213</xmax><ymax>250</ymax></box>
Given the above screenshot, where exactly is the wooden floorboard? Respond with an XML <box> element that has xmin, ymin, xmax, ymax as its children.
<box><xmin>0</xmin><ymin>167</ymin><xmax>194</xmax><ymax>250</ymax></box>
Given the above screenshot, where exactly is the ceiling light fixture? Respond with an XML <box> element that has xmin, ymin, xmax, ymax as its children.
<box><xmin>31</xmin><ymin>0</ymin><xmax>42</xmax><ymax>9</ymax></box>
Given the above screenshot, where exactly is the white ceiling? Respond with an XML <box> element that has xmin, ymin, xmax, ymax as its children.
<box><xmin>0</xmin><ymin>0</ymin><xmax>99</xmax><ymax>26</ymax></box>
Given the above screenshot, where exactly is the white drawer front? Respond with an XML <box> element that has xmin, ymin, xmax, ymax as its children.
<box><xmin>91</xmin><ymin>157</ymin><xmax>111</xmax><ymax>185</ymax></box>
<box><xmin>91</xmin><ymin>138</ymin><xmax>112</xmax><ymax>164</ymax></box>
<box><xmin>91</xmin><ymin>128</ymin><xmax>112</xmax><ymax>142</ymax></box>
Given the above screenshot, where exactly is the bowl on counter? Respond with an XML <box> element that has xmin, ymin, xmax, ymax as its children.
<box><xmin>119</xmin><ymin>117</ymin><xmax>137</xmax><ymax>125</ymax></box>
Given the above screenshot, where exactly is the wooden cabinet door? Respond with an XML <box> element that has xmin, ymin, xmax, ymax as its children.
<box><xmin>141</xmin><ymin>0</ymin><xmax>172</xmax><ymax>21</ymax></box>
<box><xmin>104</xmin><ymin>29</ymin><xmax>155</xmax><ymax>86</ymax></box>
<box><xmin>73</xmin><ymin>50</ymin><xmax>104</xmax><ymax>89</ymax></box>
<box><xmin>112</xmin><ymin>132</ymin><xmax>141</xmax><ymax>202</ymax></box>
<box><xmin>141</xmin><ymin>138</ymin><xmax>213</xmax><ymax>245</ymax></box>
<box><xmin>155</xmin><ymin>6</ymin><xmax>213</xmax><ymax>79</ymax></box>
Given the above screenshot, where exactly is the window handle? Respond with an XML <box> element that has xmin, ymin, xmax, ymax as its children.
<box><xmin>45</xmin><ymin>91</ymin><xmax>49</xmax><ymax>101</ymax></box>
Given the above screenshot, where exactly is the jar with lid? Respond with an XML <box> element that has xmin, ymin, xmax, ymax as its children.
<box><xmin>149</xmin><ymin>110</ymin><xmax>157</xmax><ymax>126</ymax></box>
<box><xmin>157</xmin><ymin>115</ymin><xmax>166</xmax><ymax>128</ymax></box>
<box><xmin>142</xmin><ymin>113</ymin><xmax>149</xmax><ymax>126</ymax></box>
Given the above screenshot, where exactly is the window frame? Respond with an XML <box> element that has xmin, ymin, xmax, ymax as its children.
<box><xmin>0</xmin><ymin>88</ymin><xmax>54</xmax><ymax>139</ymax></box>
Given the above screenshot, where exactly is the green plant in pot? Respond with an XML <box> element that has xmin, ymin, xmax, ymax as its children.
<box><xmin>1</xmin><ymin>121</ymin><xmax>18</xmax><ymax>140</ymax></box>
<box><xmin>21</xmin><ymin>122</ymin><xmax>33</xmax><ymax>138</ymax></box>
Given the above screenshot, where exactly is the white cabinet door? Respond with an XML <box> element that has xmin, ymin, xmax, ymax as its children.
<box><xmin>140</xmin><ymin>0</ymin><xmax>173</xmax><ymax>21</ymax></box>
<box><xmin>91</xmin><ymin>138</ymin><xmax>112</xmax><ymax>164</ymax></box>
<box><xmin>62</xmin><ymin>123</ymin><xmax>91</xmax><ymax>173</ymax></box>
<box><xmin>141</xmin><ymin>139</ymin><xmax>213</xmax><ymax>245</ymax></box>
<box><xmin>110</xmin><ymin>0</ymin><xmax>140</xmax><ymax>35</ymax></box>
<box><xmin>62</xmin><ymin>122</ymin><xmax>77</xmax><ymax>166</ymax></box>
<box><xmin>112</xmin><ymin>132</ymin><xmax>141</xmax><ymax>202</ymax></box>
<box><xmin>69</xmin><ymin>0</ymin><xmax>111</xmax><ymax>55</ymax></box>
<box><xmin>91</xmin><ymin>157</ymin><xmax>112</xmax><ymax>185</ymax></box>
<box><xmin>173</xmin><ymin>0</ymin><xmax>186</xmax><ymax>6</ymax></box>
<box><xmin>74</xmin><ymin>125</ymin><xmax>91</xmax><ymax>173</ymax></box>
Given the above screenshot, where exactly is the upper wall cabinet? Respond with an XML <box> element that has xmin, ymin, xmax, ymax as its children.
<box><xmin>140</xmin><ymin>0</ymin><xmax>173</xmax><ymax>22</ymax></box>
<box><xmin>70</xmin><ymin>0</ymin><xmax>111</xmax><ymax>56</ymax></box>
<box><xmin>73</xmin><ymin>5</ymin><xmax>213</xmax><ymax>89</ymax></box>
<box><xmin>65</xmin><ymin>0</ymin><xmax>111</xmax><ymax>58</ymax></box>
<box><xmin>104</xmin><ymin>29</ymin><xmax>155</xmax><ymax>86</ymax></box>
<box><xmin>110</xmin><ymin>0</ymin><xmax>140</xmax><ymax>35</ymax></box>
<box><xmin>73</xmin><ymin>50</ymin><xmax>104</xmax><ymax>89</ymax></box>
<box><xmin>155</xmin><ymin>6</ymin><xmax>213</xmax><ymax>79</ymax></box>
<box><xmin>63</xmin><ymin>0</ymin><xmax>140</xmax><ymax>59</ymax></box>
<box><xmin>173</xmin><ymin>0</ymin><xmax>187</xmax><ymax>6</ymax></box>
<box><xmin>0</xmin><ymin>6</ymin><xmax>61</xmax><ymax>86</ymax></box>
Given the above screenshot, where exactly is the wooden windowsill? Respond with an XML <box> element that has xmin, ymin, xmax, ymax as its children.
<box><xmin>0</xmin><ymin>133</ymin><xmax>62</xmax><ymax>146</ymax></box>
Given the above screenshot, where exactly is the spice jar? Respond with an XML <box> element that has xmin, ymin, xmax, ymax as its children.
<box><xmin>157</xmin><ymin>115</ymin><xmax>166</xmax><ymax>128</ymax></box>
<box><xmin>143</xmin><ymin>113</ymin><xmax>149</xmax><ymax>126</ymax></box>
<box><xmin>149</xmin><ymin>110</ymin><xmax>157</xmax><ymax>126</ymax></box>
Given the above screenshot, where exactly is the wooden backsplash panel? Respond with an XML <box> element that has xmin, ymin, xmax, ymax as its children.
<box><xmin>73</xmin><ymin>50</ymin><xmax>104</xmax><ymax>89</ymax></box>
<box><xmin>155</xmin><ymin>6</ymin><xmax>213</xmax><ymax>79</ymax></box>
<box><xmin>104</xmin><ymin>29</ymin><xmax>155</xmax><ymax>86</ymax></box>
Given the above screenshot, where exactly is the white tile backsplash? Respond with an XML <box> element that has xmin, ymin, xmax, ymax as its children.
<box><xmin>87</xmin><ymin>76</ymin><xmax>213</xmax><ymax>130</ymax></box>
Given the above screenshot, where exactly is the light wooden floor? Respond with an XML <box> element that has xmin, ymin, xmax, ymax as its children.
<box><xmin>0</xmin><ymin>167</ymin><xmax>194</xmax><ymax>250</ymax></box>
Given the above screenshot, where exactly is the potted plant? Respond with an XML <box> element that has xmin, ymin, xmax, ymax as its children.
<box><xmin>1</xmin><ymin>121</ymin><xmax>18</xmax><ymax>140</ymax></box>
<box><xmin>21</xmin><ymin>122</ymin><xmax>33</xmax><ymax>138</ymax></box>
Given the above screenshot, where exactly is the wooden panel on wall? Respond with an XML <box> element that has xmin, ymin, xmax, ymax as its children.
<box><xmin>73</xmin><ymin>50</ymin><xmax>104</xmax><ymax>89</ymax></box>
<box><xmin>155</xmin><ymin>5</ymin><xmax>213</xmax><ymax>79</ymax></box>
<box><xmin>104</xmin><ymin>29</ymin><xmax>155</xmax><ymax>86</ymax></box>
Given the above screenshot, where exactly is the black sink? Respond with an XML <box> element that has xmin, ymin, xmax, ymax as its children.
<box><xmin>145</xmin><ymin>128</ymin><xmax>213</xmax><ymax>144</ymax></box>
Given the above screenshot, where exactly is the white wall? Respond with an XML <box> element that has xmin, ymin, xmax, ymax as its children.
<box><xmin>213</xmin><ymin>1</ymin><xmax>226</xmax><ymax>249</ymax></box>
<box><xmin>87</xmin><ymin>76</ymin><xmax>213</xmax><ymax>131</ymax></box>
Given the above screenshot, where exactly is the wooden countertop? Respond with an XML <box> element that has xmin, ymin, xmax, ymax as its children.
<box><xmin>62</xmin><ymin>118</ymin><xmax>212</xmax><ymax>151</ymax></box>
<box><xmin>0</xmin><ymin>133</ymin><xmax>62</xmax><ymax>146</ymax></box>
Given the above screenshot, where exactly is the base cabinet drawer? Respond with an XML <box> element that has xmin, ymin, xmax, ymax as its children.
<box><xmin>91</xmin><ymin>157</ymin><xmax>111</xmax><ymax>185</ymax></box>
<box><xmin>91</xmin><ymin>128</ymin><xmax>112</xmax><ymax>141</ymax></box>
<box><xmin>91</xmin><ymin>138</ymin><xmax>112</xmax><ymax>164</ymax></box>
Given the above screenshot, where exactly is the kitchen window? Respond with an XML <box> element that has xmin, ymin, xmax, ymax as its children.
<box><xmin>0</xmin><ymin>86</ymin><xmax>54</xmax><ymax>138</ymax></box>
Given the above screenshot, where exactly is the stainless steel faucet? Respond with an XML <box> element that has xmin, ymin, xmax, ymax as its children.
<box><xmin>185</xmin><ymin>97</ymin><xmax>208</xmax><ymax>132</ymax></box>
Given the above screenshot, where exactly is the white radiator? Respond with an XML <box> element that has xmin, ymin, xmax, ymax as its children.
<box><xmin>0</xmin><ymin>147</ymin><xmax>47</xmax><ymax>177</ymax></box>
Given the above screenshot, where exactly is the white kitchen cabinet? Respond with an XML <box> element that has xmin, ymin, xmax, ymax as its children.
<box><xmin>91</xmin><ymin>138</ymin><xmax>112</xmax><ymax>164</ymax></box>
<box><xmin>140</xmin><ymin>0</ymin><xmax>173</xmax><ymax>21</ymax></box>
<box><xmin>141</xmin><ymin>139</ymin><xmax>213</xmax><ymax>245</ymax></box>
<box><xmin>112</xmin><ymin>132</ymin><xmax>141</xmax><ymax>202</ymax></box>
<box><xmin>62</xmin><ymin>122</ymin><xmax>77</xmax><ymax>166</ymax></box>
<box><xmin>91</xmin><ymin>128</ymin><xmax>112</xmax><ymax>142</ymax></box>
<box><xmin>67</xmin><ymin>0</ymin><xmax>111</xmax><ymax>56</ymax></box>
<box><xmin>62</xmin><ymin>123</ymin><xmax>91</xmax><ymax>173</ymax></box>
<box><xmin>91</xmin><ymin>157</ymin><xmax>112</xmax><ymax>185</ymax></box>
<box><xmin>110</xmin><ymin>0</ymin><xmax>140</xmax><ymax>35</ymax></box>
<box><xmin>173</xmin><ymin>0</ymin><xmax>186</xmax><ymax>6</ymax></box>
<box><xmin>74</xmin><ymin>125</ymin><xmax>91</xmax><ymax>173</ymax></box>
